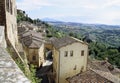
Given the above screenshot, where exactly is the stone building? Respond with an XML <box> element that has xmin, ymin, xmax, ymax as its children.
<box><xmin>52</xmin><ymin>36</ymin><xmax>88</xmax><ymax>83</ymax></box>
<box><xmin>21</xmin><ymin>31</ymin><xmax>45</xmax><ymax>67</ymax></box>
<box><xmin>0</xmin><ymin>0</ymin><xmax>18</xmax><ymax>48</ymax></box>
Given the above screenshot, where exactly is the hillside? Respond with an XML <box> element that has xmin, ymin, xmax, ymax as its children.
<box><xmin>47</xmin><ymin>21</ymin><xmax>120</xmax><ymax>47</ymax></box>
<box><xmin>17</xmin><ymin>9</ymin><xmax>120</xmax><ymax>73</ymax></box>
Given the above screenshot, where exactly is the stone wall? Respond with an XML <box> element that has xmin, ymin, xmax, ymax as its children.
<box><xmin>0</xmin><ymin>47</ymin><xmax>30</xmax><ymax>83</ymax></box>
<box><xmin>0</xmin><ymin>0</ymin><xmax>5</xmax><ymax>25</ymax></box>
<box><xmin>0</xmin><ymin>1</ymin><xmax>30</xmax><ymax>82</ymax></box>
<box><xmin>0</xmin><ymin>26</ymin><xmax>30</xmax><ymax>83</ymax></box>
<box><xmin>0</xmin><ymin>26</ymin><xmax>7</xmax><ymax>48</ymax></box>
<box><xmin>5</xmin><ymin>0</ymin><xmax>18</xmax><ymax>47</ymax></box>
<box><xmin>0</xmin><ymin>0</ymin><xmax>18</xmax><ymax>48</ymax></box>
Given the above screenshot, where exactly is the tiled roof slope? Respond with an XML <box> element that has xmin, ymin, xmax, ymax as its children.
<box><xmin>68</xmin><ymin>60</ymin><xmax>120</xmax><ymax>83</ymax></box>
<box><xmin>88</xmin><ymin>60</ymin><xmax>120</xmax><ymax>76</ymax></box>
<box><xmin>92</xmin><ymin>69</ymin><xmax>120</xmax><ymax>83</ymax></box>
<box><xmin>67</xmin><ymin>69</ymin><xmax>112</xmax><ymax>83</ymax></box>
<box><xmin>0</xmin><ymin>47</ymin><xmax>30</xmax><ymax>83</ymax></box>
<box><xmin>52</xmin><ymin>36</ymin><xmax>88</xmax><ymax>49</ymax></box>
<box><xmin>21</xmin><ymin>31</ymin><xmax>44</xmax><ymax>48</ymax></box>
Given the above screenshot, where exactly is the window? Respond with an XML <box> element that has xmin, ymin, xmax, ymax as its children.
<box><xmin>73</xmin><ymin>65</ymin><xmax>77</xmax><ymax>70</ymax></box>
<box><xmin>12</xmin><ymin>24</ymin><xmax>14</xmax><ymax>33</ymax></box>
<box><xmin>70</xmin><ymin>50</ymin><xmax>73</xmax><ymax>57</ymax></box>
<box><xmin>10</xmin><ymin>0</ymin><xmax>13</xmax><ymax>14</ymax></box>
<box><xmin>14</xmin><ymin>8</ymin><xmax>16</xmax><ymax>16</ymax></box>
<box><xmin>80</xmin><ymin>66</ymin><xmax>84</xmax><ymax>73</ymax></box>
<box><xmin>6</xmin><ymin>0</ymin><xmax>9</xmax><ymax>12</ymax></box>
<box><xmin>32</xmin><ymin>56</ymin><xmax>36</xmax><ymax>61</ymax></box>
<box><xmin>81</xmin><ymin>50</ymin><xmax>84</xmax><ymax>56</ymax></box>
<box><xmin>6</xmin><ymin>0</ymin><xmax>13</xmax><ymax>14</ymax></box>
<box><xmin>64</xmin><ymin>51</ymin><xmax>68</xmax><ymax>57</ymax></box>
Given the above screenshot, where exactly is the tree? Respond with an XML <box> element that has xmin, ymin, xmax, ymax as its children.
<box><xmin>29</xmin><ymin>64</ymin><xmax>41</xmax><ymax>83</ymax></box>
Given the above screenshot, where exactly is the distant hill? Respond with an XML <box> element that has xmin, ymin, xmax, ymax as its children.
<box><xmin>47</xmin><ymin>21</ymin><xmax>120</xmax><ymax>47</ymax></box>
<box><xmin>41</xmin><ymin>18</ymin><xmax>63</xmax><ymax>22</ymax></box>
<box><xmin>48</xmin><ymin>21</ymin><xmax>120</xmax><ymax>29</ymax></box>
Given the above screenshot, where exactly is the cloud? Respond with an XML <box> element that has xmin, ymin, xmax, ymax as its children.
<box><xmin>102</xmin><ymin>0</ymin><xmax>120</xmax><ymax>8</ymax></box>
<box><xmin>17</xmin><ymin>0</ymin><xmax>52</xmax><ymax>10</ymax></box>
<box><xmin>48</xmin><ymin>0</ymin><xmax>99</xmax><ymax>9</ymax></box>
<box><xmin>17</xmin><ymin>0</ymin><xmax>120</xmax><ymax>10</ymax></box>
<box><xmin>99</xmin><ymin>11</ymin><xmax>120</xmax><ymax>24</ymax></box>
<box><xmin>16</xmin><ymin>0</ymin><xmax>120</xmax><ymax>25</ymax></box>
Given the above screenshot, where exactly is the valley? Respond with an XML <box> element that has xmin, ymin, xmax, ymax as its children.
<box><xmin>47</xmin><ymin>21</ymin><xmax>120</xmax><ymax>47</ymax></box>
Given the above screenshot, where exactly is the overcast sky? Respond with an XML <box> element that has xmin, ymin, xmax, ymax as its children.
<box><xmin>16</xmin><ymin>0</ymin><xmax>120</xmax><ymax>25</ymax></box>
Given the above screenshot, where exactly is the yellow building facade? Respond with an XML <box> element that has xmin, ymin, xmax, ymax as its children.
<box><xmin>52</xmin><ymin>37</ymin><xmax>88</xmax><ymax>83</ymax></box>
<box><xmin>24</xmin><ymin>44</ymin><xmax>45</xmax><ymax>67</ymax></box>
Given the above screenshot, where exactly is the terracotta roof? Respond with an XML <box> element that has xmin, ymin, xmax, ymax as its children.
<box><xmin>67</xmin><ymin>69</ymin><xmax>112</xmax><ymax>83</ymax></box>
<box><xmin>88</xmin><ymin>60</ymin><xmax>120</xmax><ymax>76</ymax></box>
<box><xmin>52</xmin><ymin>36</ymin><xmax>88</xmax><ymax>49</ymax></box>
<box><xmin>45</xmin><ymin>37</ymin><xmax>58</xmax><ymax>44</ymax></box>
<box><xmin>68</xmin><ymin>60</ymin><xmax>120</xmax><ymax>83</ymax></box>
<box><xmin>17</xmin><ymin>26</ymin><xmax>26</xmax><ymax>35</ymax></box>
<box><xmin>21</xmin><ymin>31</ymin><xmax>44</xmax><ymax>48</ymax></box>
<box><xmin>22</xmin><ymin>31</ymin><xmax>43</xmax><ymax>38</ymax></box>
<box><xmin>18</xmin><ymin>21</ymin><xmax>38</xmax><ymax>32</ymax></box>
<box><xmin>92</xmin><ymin>69</ymin><xmax>120</xmax><ymax>83</ymax></box>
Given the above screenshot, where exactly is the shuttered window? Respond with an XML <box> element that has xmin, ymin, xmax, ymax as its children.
<box><xmin>64</xmin><ymin>51</ymin><xmax>68</xmax><ymax>57</ymax></box>
<box><xmin>81</xmin><ymin>50</ymin><xmax>84</xmax><ymax>56</ymax></box>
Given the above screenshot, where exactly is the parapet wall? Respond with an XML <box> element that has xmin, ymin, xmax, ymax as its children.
<box><xmin>0</xmin><ymin>47</ymin><xmax>30</xmax><ymax>83</ymax></box>
<box><xmin>0</xmin><ymin>26</ymin><xmax>30</xmax><ymax>83</ymax></box>
<box><xmin>0</xmin><ymin>26</ymin><xmax>6</xmax><ymax>48</ymax></box>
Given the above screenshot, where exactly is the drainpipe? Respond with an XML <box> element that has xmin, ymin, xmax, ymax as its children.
<box><xmin>58</xmin><ymin>49</ymin><xmax>60</xmax><ymax>83</ymax></box>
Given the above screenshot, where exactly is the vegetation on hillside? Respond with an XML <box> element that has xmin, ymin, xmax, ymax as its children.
<box><xmin>89</xmin><ymin>42</ymin><xmax>120</xmax><ymax>68</ymax></box>
<box><xmin>50</xmin><ymin>22</ymin><xmax>120</xmax><ymax>47</ymax></box>
<box><xmin>48</xmin><ymin>22</ymin><xmax>120</xmax><ymax>69</ymax></box>
<box><xmin>17</xmin><ymin>10</ymin><xmax>62</xmax><ymax>38</ymax></box>
<box><xmin>17</xmin><ymin>9</ymin><xmax>120</xmax><ymax>72</ymax></box>
<box><xmin>17</xmin><ymin>11</ymin><xmax>33</xmax><ymax>23</ymax></box>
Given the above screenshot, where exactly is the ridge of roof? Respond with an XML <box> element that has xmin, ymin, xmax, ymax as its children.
<box><xmin>21</xmin><ymin>31</ymin><xmax>44</xmax><ymax>48</ymax></box>
<box><xmin>52</xmin><ymin>36</ymin><xmax>88</xmax><ymax>49</ymax></box>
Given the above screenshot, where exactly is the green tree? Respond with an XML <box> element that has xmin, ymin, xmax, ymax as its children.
<box><xmin>29</xmin><ymin>64</ymin><xmax>41</xmax><ymax>83</ymax></box>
